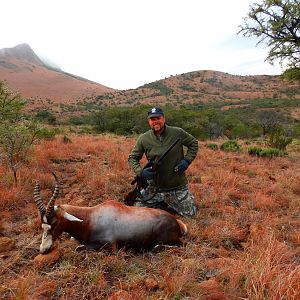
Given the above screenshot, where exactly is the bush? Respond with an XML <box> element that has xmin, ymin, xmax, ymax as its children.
<box><xmin>294</xmin><ymin>124</ymin><xmax>300</xmax><ymax>138</ymax></box>
<box><xmin>205</xmin><ymin>143</ymin><xmax>218</xmax><ymax>150</ymax></box>
<box><xmin>220</xmin><ymin>140</ymin><xmax>241</xmax><ymax>152</ymax></box>
<box><xmin>248</xmin><ymin>146</ymin><xmax>263</xmax><ymax>156</ymax></box>
<box><xmin>67</xmin><ymin>116</ymin><xmax>86</xmax><ymax>125</ymax></box>
<box><xmin>259</xmin><ymin>148</ymin><xmax>287</xmax><ymax>158</ymax></box>
<box><xmin>62</xmin><ymin>135</ymin><xmax>72</xmax><ymax>143</ymax></box>
<box><xmin>34</xmin><ymin>109</ymin><xmax>56</xmax><ymax>124</ymax></box>
<box><xmin>36</xmin><ymin>127</ymin><xmax>59</xmax><ymax>139</ymax></box>
<box><xmin>268</xmin><ymin>127</ymin><xmax>293</xmax><ymax>150</ymax></box>
<box><xmin>283</xmin><ymin>67</ymin><xmax>300</xmax><ymax>81</ymax></box>
<box><xmin>248</xmin><ymin>146</ymin><xmax>287</xmax><ymax>158</ymax></box>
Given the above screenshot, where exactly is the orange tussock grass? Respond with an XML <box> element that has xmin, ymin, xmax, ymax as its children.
<box><xmin>0</xmin><ymin>135</ymin><xmax>299</xmax><ymax>299</ymax></box>
<box><xmin>203</xmin><ymin>233</ymin><xmax>300</xmax><ymax>299</ymax></box>
<box><xmin>160</xmin><ymin>258</ymin><xmax>201</xmax><ymax>298</ymax></box>
<box><xmin>242</xmin><ymin>233</ymin><xmax>300</xmax><ymax>299</ymax></box>
<box><xmin>201</xmin><ymin>219</ymin><xmax>248</xmax><ymax>246</ymax></box>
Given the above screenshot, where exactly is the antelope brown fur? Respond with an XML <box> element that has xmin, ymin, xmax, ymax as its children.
<box><xmin>33</xmin><ymin>178</ymin><xmax>188</xmax><ymax>254</ymax></box>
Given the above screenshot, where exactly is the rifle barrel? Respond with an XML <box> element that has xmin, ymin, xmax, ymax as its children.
<box><xmin>157</xmin><ymin>138</ymin><xmax>181</xmax><ymax>164</ymax></box>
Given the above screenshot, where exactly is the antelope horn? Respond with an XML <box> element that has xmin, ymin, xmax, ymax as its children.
<box><xmin>33</xmin><ymin>181</ymin><xmax>46</xmax><ymax>216</ymax></box>
<box><xmin>46</xmin><ymin>181</ymin><xmax>60</xmax><ymax>218</ymax></box>
<box><xmin>46</xmin><ymin>172</ymin><xmax>61</xmax><ymax>218</ymax></box>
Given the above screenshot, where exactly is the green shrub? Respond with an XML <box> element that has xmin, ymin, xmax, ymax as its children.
<box><xmin>248</xmin><ymin>146</ymin><xmax>263</xmax><ymax>156</ymax></box>
<box><xmin>283</xmin><ymin>67</ymin><xmax>300</xmax><ymax>81</ymax></box>
<box><xmin>179</xmin><ymin>84</ymin><xmax>196</xmax><ymax>92</ymax></box>
<box><xmin>268</xmin><ymin>127</ymin><xmax>293</xmax><ymax>150</ymax></box>
<box><xmin>140</xmin><ymin>81</ymin><xmax>173</xmax><ymax>96</ymax></box>
<box><xmin>259</xmin><ymin>148</ymin><xmax>287</xmax><ymax>158</ymax></box>
<box><xmin>67</xmin><ymin>116</ymin><xmax>86</xmax><ymax>125</ymax></box>
<box><xmin>205</xmin><ymin>143</ymin><xmax>218</xmax><ymax>150</ymax></box>
<box><xmin>36</xmin><ymin>127</ymin><xmax>59</xmax><ymax>139</ymax></box>
<box><xmin>220</xmin><ymin>140</ymin><xmax>241</xmax><ymax>152</ymax></box>
<box><xmin>34</xmin><ymin>109</ymin><xmax>56</xmax><ymax>124</ymax></box>
<box><xmin>62</xmin><ymin>135</ymin><xmax>72</xmax><ymax>143</ymax></box>
<box><xmin>294</xmin><ymin>124</ymin><xmax>300</xmax><ymax>138</ymax></box>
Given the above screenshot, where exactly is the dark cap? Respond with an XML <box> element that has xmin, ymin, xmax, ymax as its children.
<box><xmin>147</xmin><ymin>107</ymin><xmax>164</xmax><ymax>119</ymax></box>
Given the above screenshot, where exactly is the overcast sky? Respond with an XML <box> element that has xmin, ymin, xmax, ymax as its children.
<box><xmin>1</xmin><ymin>0</ymin><xmax>283</xmax><ymax>90</ymax></box>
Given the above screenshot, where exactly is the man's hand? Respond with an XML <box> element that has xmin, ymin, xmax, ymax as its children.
<box><xmin>174</xmin><ymin>158</ymin><xmax>189</xmax><ymax>173</ymax></box>
<box><xmin>141</xmin><ymin>167</ymin><xmax>156</xmax><ymax>180</ymax></box>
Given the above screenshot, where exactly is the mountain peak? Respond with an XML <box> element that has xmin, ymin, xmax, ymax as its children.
<box><xmin>0</xmin><ymin>43</ymin><xmax>45</xmax><ymax>66</ymax></box>
<box><xmin>0</xmin><ymin>43</ymin><xmax>115</xmax><ymax>103</ymax></box>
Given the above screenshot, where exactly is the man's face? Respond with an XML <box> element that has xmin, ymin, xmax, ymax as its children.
<box><xmin>148</xmin><ymin>116</ymin><xmax>165</xmax><ymax>134</ymax></box>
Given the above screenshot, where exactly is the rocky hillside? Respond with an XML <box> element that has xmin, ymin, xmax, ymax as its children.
<box><xmin>57</xmin><ymin>70</ymin><xmax>299</xmax><ymax>121</ymax></box>
<box><xmin>0</xmin><ymin>44</ymin><xmax>115</xmax><ymax>107</ymax></box>
<box><xmin>1</xmin><ymin>44</ymin><xmax>299</xmax><ymax>116</ymax></box>
<box><xmin>99</xmin><ymin>70</ymin><xmax>300</xmax><ymax>107</ymax></box>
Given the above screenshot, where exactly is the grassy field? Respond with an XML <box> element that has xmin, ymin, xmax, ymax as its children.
<box><xmin>0</xmin><ymin>134</ymin><xmax>300</xmax><ymax>299</ymax></box>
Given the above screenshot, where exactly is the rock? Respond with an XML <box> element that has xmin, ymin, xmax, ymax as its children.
<box><xmin>33</xmin><ymin>248</ymin><xmax>61</xmax><ymax>268</ymax></box>
<box><xmin>0</xmin><ymin>237</ymin><xmax>15</xmax><ymax>252</ymax></box>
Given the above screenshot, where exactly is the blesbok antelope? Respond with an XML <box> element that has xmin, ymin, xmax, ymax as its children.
<box><xmin>33</xmin><ymin>178</ymin><xmax>188</xmax><ymax>254</ymax></box>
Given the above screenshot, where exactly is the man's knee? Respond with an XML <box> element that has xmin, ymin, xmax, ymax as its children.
<box><xmin>174</xmin><ymin>200</ymin><xmax>196</xmax><ymax>216</ymax></box>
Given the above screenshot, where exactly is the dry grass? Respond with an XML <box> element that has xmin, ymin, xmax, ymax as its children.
<box><xmin>0</xmin><ymin>134</ymin><xmax>300</xmax><ymax>299</ymax></box>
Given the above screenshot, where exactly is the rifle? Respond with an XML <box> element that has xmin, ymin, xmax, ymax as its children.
<box><xmin>124</xmin><ymin>138</ymin><xmax>180</xmax><ymax>206</ymax></box>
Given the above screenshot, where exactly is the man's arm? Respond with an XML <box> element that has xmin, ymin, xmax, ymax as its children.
<box><xmin>179</xmin><ymin>128</ymin><xmax>199</xmax><ymax>163</ymax></box>
<box><xmin>128</xmin><ymin>136</ymin><xmax>145</xmax><ymax>176</ymax></box>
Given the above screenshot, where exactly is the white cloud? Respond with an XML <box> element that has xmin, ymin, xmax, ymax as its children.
<box><xmin>0</xmin><ymin>0</ymin><xmax>282</xmax><ymax>89</ymax></box>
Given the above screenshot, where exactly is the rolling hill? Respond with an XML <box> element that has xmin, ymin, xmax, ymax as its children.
<box><xmin>99</xmin><ymin>70</ymin><xmax>300</xmax><ymax>106</ymax></box>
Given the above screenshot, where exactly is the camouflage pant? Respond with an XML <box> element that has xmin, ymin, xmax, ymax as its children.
<box><xmin>135</xmin><ymin>184</ymin><xmax>197</xmax><ymax>217</ymax></box>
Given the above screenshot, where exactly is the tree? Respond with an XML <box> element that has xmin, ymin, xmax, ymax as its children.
<box><xmin>256</xmin><ymin>110</ymin><xmax>282</xmax><ymax>136</ymax></box>
<box><xmin>0</xmin><ymin>121</ymin><xmax>40</xmax><ymax>183</ymax></box>
<box><xmin>0</xmin><ymin>81</ymin><xmax>26</xmax><ymax>121</ymax></box>
<box><xmin>267</xmin><ymin>125</ymin><xmax>293</xmax><ymax>150</ymax></box>
<box><xmin>239</xmin><ymin>0</ymin><xmax>300</xmax><ymax>79</ymax></box>
<box><xmin>0</xmin><ymin>81</ymin><xmax>40</xmax><ymax>184</ymax></box>
<box><xmin>204</xmin><ymin>122</ymin><xmax>224</xmax><ymax>139</ymax></box>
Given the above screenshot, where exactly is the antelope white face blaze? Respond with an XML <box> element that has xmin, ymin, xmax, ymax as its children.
<box><xmin>63</xmin><ymin>212</ymin><xmax>83</xmax><ymax>222</ymax></box>
<box><xmin>40</xmin><ymin>223</ymin><xmax>53</xmax><ymax>254</ymax></box>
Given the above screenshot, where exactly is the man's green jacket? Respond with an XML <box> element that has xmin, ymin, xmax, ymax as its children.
<box><xmin>128</xmin><ymin>125</ymin><xmax>198</xmax><ymax>191</ymax></box>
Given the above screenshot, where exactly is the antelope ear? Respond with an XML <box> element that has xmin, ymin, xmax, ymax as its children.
<box><xmin>63</xmin><ymin>212</ymin><xmax>83</xmax><ymax>222</ymax></box>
